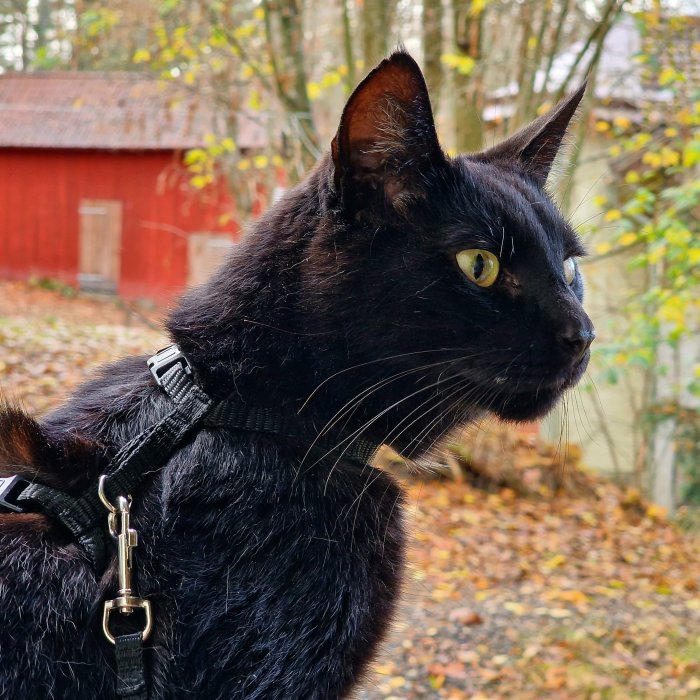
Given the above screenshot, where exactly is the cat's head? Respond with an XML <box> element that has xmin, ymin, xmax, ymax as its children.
<box><xmin>310</xmin><ymin>51</ymin><xmax>594</xmax><ymax>440</ymax></box>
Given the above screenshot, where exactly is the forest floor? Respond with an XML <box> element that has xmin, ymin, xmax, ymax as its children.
<box><xmin>1</xmin><ymin>280</ymin><xmax>699</xmax><ymax>700</ymax></box>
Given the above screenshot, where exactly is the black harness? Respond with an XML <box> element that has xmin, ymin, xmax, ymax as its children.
<box><xmin>0</xmin><ymin>345</ymin><xmax>378</xmax><ymax>699</ymax></box>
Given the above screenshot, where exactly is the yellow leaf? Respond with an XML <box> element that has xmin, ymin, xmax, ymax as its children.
<box><xmin>554</xmin><ymin>590</ymin><xmax>590</xmax><ymax>604</ymax></box>
<box><xmin>387</xmin><ymin>676</ymin><xmax>406</xmax><ymax>689</ymax></box>
<box><xmin>237</xmin><ymin>159</ymin><xmax>251</xmax><ymax>171</ymax></box>
<box><xmin>604</xmin><ymin>209</ymin><xmax>622</xmax><ymax>222</ymax></box>
<box><xmin>625</xmin><ymin>170</ymin><xmax>640</xmax><ymax>184</ymax></box>
<box><xmin>642</xmin><ymin>152</ymin><xmax>662</xmax><ymax>168</ymax></box>
<box><xmin>247</xmin><ymin>89</ymin><xmax>262</xmax><ymax>111</ymax></box>
<box><xmin>307</xmin><ymin>82</ymin><xmax>321</xmax><ymax>100</ymax></box>
<box><xmin>660</xmin><ymin>147</ymin><xmax>680</xmax><ymax>167</ymax></box>
<box><xmin>253</xmin><ymin>154</ymin><xmax>269</xmax><ymax>169</ymax></box>
<box><xmin>613</xmin><ymin>116</ymin><xmax>631</xmax><ymax>129</ymax></box>
<box><xmin>190</xmin><ymin>175</ymin><xmax>209</xmax><ymax>189</ymax></box>
<box><xmin>272</xmin><ymin>154</ymin><xmax>284</xmax><ymax>167</ymax></box>
<box><xmin>528</xmin><ymin>35</ymin><xmax>538</xmax><ymax>50</ymax></box>
<box><xmin>595</xmin><ymin>120</ymin><xmax>610</xmax><ymax>132</ymax></box>
<box><xmin>469</xmin><ymin>0</ymin><xmax>490</xmax><ymax>15</ymax></box>
<box><xmin>596</xmin><ymin>242</ymin><xmax>612</xmax><ymax>255</ymax></box>
<box><xmin>544</xmin><ymin>554</ymin><xmax>567</xmax><ymax>570</ymax></box>
<box><xmin>132</xmin><ymin>48</ymin><xmax>151</xmax><ymax>64</ymax></box>
<box><xmin>320</xmin><ymin>71</ymin><xmax>341</xmax><ymax>89</ymax></box>
<box><xmin>683</xmin><ymin>141</ymin><xmax>700</xmax><ymax>168</ymax></box>
<box><xmin>666</xmin><ymin>228</ymin><xmax>691</xmax><ymax>246</ymax></box>
<box><xmin>374</xmin><ymin>663</ymin><xmax>395</xmax><ymax>675</ymax></box>
<box><xmin>221</xmin><ymin>137</ymin><xmax>236</xmax><ymax>152</ymax></box>
<box><xmin>659</xmin><ymin>67</ymin><xmax>679</xmax><ymax>86</ymax></box>
<box><xmin>665</xmin><ymin>127</ymin><xmax>678</xmax><ymax>138</ymax></box>
<box><xmin>646</xmin><ymin>503</ymin><xmax>668</xmax><ymax>521</ymax></box>
<box><xmin>592</xmin><ymin>194</ymin><xmax>608</xmax><ymax>207</ymax></box>
<box><xmin>441</xmin><ymin>53</ymin><xmax>476</xmax><ymax>75</ymax></box>
<box><xmin>429</xmin><ymin>674</ymin><xmax>446</xmax><ymax>689</ymax></box>
<box><xmin>688</xmin><ymin>249</ymin><xmax>700</xmax><ymax>265</ymax></box>
<box><xmin>503</xmin><ymin>601</ymin><xmax>527</xmax><ymax>615</ymax></box>
<box><xmin>648</xmin><ymin>245</ymin><xmax>667</xmax><ymax>264</ymax></box>
<box><xmin>619</xmin><ymin>232</ymin><xmax>637</xmax><ymax>246</ymax></box>
<box><xmin>253</xmin><ymin>7</ymin><xmax>265</xmax><ymax>20</ymax></box>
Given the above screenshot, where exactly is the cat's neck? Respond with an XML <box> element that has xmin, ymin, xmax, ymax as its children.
<box><xmin>166</xmin><ymin>158</ymin><xmax>466</xmax><ymax>457</ymax></box>
<box><xmin>168</xmin><ymin>160</ymin><xmax>333</xmax><ymax>403</ymax></box>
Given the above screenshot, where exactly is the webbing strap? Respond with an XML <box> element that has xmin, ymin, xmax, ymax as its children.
<box><xmin>114</xmin><ymin>632</ymin><xmax>148</xmax><ymax>699</ymax></box>
<box><xmin>0</xmin><ymin>346</ymin><xmax>380</xmax><ymax>570</ymax></box>
<box><xmin>204</xmin><ymin>400</ymin><xmax>379</xmax><ymax>468</ymax></box>
<box><xmin>15</xmin><ymin>482</ymin><xmax>107</xmax><ymax>567</ymax></box>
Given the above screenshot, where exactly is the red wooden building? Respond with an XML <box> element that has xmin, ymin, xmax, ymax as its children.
<box><xmin>0</xmin><ymin>72</ymin><xmax>260</xmax><ymax>303</ymax></box>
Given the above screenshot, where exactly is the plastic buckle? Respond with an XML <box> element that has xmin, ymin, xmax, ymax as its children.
<box><xmin>0</xmin><ymin>475</ymin><xmax>30</xmax><ymax>513</ymax></box>
<box><xmin>147</xmin><ymin>345</ymin><xmax>191</xmax><ymax>387</ymax></box>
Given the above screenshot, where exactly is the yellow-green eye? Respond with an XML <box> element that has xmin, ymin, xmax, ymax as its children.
<box><xmin>456</xmin><ymin>249</ymin><xmax>500</xmax><ymax>287</ymax></box>
<box><xmin>564</xmin><ymin>257</ymin><xmax>577</xmax><ymax>284</ymax></box>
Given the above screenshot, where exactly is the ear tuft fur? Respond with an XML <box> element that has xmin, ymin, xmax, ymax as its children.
<box><xmin>331</xmin><ymin>51</ymin><xmax>445</xmax><ymax>215</ymax></box>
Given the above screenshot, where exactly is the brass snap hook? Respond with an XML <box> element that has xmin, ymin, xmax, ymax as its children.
<box><xmin>98</xmin><ymin>475</ymin><xmax>153</xmax><ymax>645</ymax></box>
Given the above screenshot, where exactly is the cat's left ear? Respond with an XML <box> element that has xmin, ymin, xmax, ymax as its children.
<box><xmin>476</xmin><ymin>83</ymin><xmax>586</xmax><ymax>186</ymax></box>
<box><xmin>331</xmin><ymin>51</ymin><xmax>445</xmax><ymax>214</ymax></box>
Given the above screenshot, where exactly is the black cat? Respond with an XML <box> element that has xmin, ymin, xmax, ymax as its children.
<box><xmin>0</xmin><ymin>52</ymin><xmax>593</xmax><ymax>699</ymax></box>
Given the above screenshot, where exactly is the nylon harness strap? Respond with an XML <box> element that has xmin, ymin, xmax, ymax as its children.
<box><xmin>0</xmin><ymin>345</ymin><xmax>380</xmax><ymax>699</ymax></box>
<box><xmin>1</xmin><ymin>353</ymin><xmax>216</xmax><ymax>571</ymax></box>
<box><xmin>114</xmin><ymin>632</ymin><xmax>148</xmax><ymax>699</ymax></box>
<box><xmin>0</xmin><ymin>348</ymin><xmax>378</xmax><ymax>569</ymax></box>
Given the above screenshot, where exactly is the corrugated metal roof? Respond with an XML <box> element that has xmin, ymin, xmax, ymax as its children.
<box><xmin>0</xmin><ymin>71</ymin><xmax>264</xmax><ymax>150</ymax></box>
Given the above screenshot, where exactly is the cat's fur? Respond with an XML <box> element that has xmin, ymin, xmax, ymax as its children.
<box><xmin>0</xmin><ymin>52</ymin><xmax>593</xmax><ymax>699</ymax></box>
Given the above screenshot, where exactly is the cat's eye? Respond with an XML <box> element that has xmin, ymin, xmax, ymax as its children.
<box><xmin>456</xmin><ymin>249</ymin><xmax>500</xmax><ymax>287</ymax></box>
<box><xmin>564</xmin><ymin>257</ymin><xmax>577</xmax><ymax>285</ymax></box>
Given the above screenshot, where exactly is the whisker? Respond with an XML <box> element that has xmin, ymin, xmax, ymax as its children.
<box><xmin>299</xmin><ymin>358</ymin><xmax>467</xmax><ymax>470</ymax></box>
<box><xmin>299</xmin><ymin>346</ymin><xmax>470</xmax><ymax>412</ymax></box>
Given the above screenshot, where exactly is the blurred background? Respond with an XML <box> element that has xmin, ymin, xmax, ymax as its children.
<box><xmin>0</xmin><ymin>1</ymin><xmax>699</xmax><ymax>697</ymax></box>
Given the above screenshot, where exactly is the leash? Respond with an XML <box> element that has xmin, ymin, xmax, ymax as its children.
<box><xmin>0</xmin><ymin>345</ymin><xmax>379</xmax><ymax>699</ymax></box>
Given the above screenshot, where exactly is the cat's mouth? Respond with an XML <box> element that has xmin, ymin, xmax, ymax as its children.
<box><xmin>468</xmin><ymin>350</ymin><xmax>590</xmax><ymax>422</ymax></box>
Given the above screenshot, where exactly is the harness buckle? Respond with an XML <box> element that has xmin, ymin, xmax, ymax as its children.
<box><xmin>0</xmin><ymin>475</ymin><xmax>29</xmax><ymax>513</ymax></box>
<box><xmin>147</xmin><ymin>344</ymin><xmax>191</xmax><ymax>387</ymax></box>
<box><xmin>98</xmin><ymin>475</ymin><xmax>153</xmax><ymax>645</ymax></box>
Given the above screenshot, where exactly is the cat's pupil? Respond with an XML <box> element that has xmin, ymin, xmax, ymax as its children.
<box><xmin>474</xmin><ymin>254</ymin><xmax>485</xmax><ymax>280</ymax></box>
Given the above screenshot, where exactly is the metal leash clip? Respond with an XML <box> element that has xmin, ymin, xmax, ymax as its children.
<box><xmin>98</xmin><ymin>475</ymin><xmax>153</xmax><ymax>645</ymax></box>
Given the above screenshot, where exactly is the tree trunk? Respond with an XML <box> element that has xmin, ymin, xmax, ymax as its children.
<box><xmin>263</xmin><ymin>0</ymin><xmax>320</xmax><ymax>171</ymax></box>
<box><xmin>35</xmin><ymin>0</ymin><xmax>52</xmax><ymax>56</ymax></box>
<box><xmin>362</xmin><ymin>0</ymin><xmax>392</xmax><ymax>69</ymax></box>
<box><xmin>422</xmin><ymin>0</ymin><xmax>443</xmax><ymax>113</ymax></box>
<box><xmin>341</xmin><ymin>0</ymin><xmax>356</xmax><ymax>91</ymax></box>
<box><xmin>452</xmin><ymin>0</ymin><xmax>484</xmax><ymax>153</ymax></box>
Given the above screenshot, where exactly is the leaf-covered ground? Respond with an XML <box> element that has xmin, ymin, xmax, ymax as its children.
<box><xmin>1</xmin><ymin>281</ymin><xmax>699</xmax><ymax>699</ymax></box>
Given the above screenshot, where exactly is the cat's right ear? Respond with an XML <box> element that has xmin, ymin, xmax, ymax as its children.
<box><xmin>331</xmin><ymin>51</ymin><xmax>445</xmax><ymax>215</ymax></box>
<box><xmin>475</xmin><ymin>83</ymin><xmax>586</xmax><ymax>186</ymax></box>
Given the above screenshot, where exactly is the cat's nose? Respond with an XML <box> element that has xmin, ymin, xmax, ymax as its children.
<box><xmin>557</xmin><ymin>323</ymin><xmax>595</xmax><ymax>362</ymax></box>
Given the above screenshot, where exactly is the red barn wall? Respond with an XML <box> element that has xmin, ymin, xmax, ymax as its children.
<box><xmin>0</xmin><ymin>148</ymin><xmax>239</xmax><ymax>302</ymax></box>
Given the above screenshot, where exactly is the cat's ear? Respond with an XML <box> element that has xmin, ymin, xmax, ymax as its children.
<box><xmin>476</xmin><ymin>83</ymin><xmax>586</xmax><ymax>186</ymax></box>
<box><xmin>331</xmin><ymin>51</ymin><xmax>445</xmax><ymax>213</ymax></box>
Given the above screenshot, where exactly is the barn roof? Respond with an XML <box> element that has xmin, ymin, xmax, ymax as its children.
<box><xmin>0</xmin><ymin>71</ymin><xmax>264</xmax><ymax>151</ymax></box>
